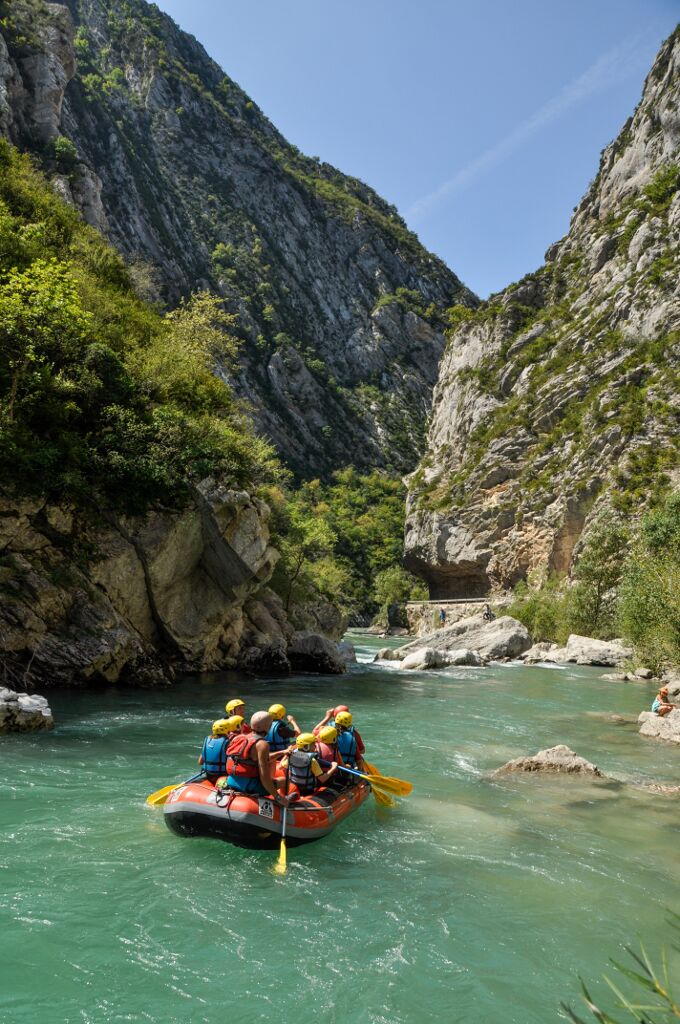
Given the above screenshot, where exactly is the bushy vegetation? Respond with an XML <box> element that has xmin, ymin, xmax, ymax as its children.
<box><xmin>508</xmin><ymin>495</ymin><xmax>680</xmax><ymax>670</ymax></box>
<box><xmin>268</xmin><ymin>469</ymin><xmax>423</xmax><ymax>619</ymax></box>
<box><xmin>0</xmin><ymin>139</ymin><xmax>278</xmax><ymax>513</ymax></box>
<box><xmin>618</xmin><ymin>493</ymin><xmax>680</xmax><ymax>672</ymax></box>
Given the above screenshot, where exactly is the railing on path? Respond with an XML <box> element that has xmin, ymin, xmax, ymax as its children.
<box><xmin>406</xmin><ymin>598</ymin><xmax>488</xmax><ymax>608</ymax></box>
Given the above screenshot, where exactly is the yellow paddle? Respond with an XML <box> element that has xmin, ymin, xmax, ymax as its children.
<box><xmin>274</xmin><ymin>803</ymin><xmax>288</xmax><ymax>875</ymax></box>
<box><xmin>362</xmin><ymin>760</ymin><xmax>397</xmax><ymax>807</ymax></box>
<box><xmin>146</xmin><ymin>772</ymin><xmax>204</xmax><ymax>807</ymax></box>
<box><xmin>359</xmin><ymin>762</ymin><xmax>413</xmax><ymax>797</ymax></box>
<box><xmin>331</xmin><ymin>763</ymin><xmax>413</xmax><ymax>797</ymax></box>
<box><xmin>371</xmin><ymin>786</ymin><xmax>397</xmax><ymax>808</ymax></box>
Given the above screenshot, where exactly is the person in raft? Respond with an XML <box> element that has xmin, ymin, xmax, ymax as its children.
<box><xmin>265</xmin><ymin>703</ymin><xmax>300</xmax><ymax>756</ymax></box>
<box><xmin>225</xmin><ymin>698</ymin><xmax>251</xmax><ymax>731</ymax></box>
<box><xmin>313</xmin><ymin>704</ymin><xmax>350</xmax><ymax>735</ymax></box>
<box><xmin>280</xmin><ymin>733</ymin><xmax>339</xmax><ymax>796</ymax></box>
<box><xmin>334</xmin><ymin>711</ymin><xmax>366</xmax><ymax>771</ymax></box>
<box><xmin>315</xmin><ymin>725</ymin><xmax>345</xmax><ymax>770</ymax></box>
<box><xmin>225</xmin><ymin>711</ymin><xmax>289</xmax><ymax>802</ymax></box>
<box><xmin>651</xmin><ymin>685</ymin><xmax>676</xmax><ymax>716</ymax></box>
<box><xmin>199</xmin><ymin>718</ymin><xmax>239</xmax><ymax>782</ymax></box>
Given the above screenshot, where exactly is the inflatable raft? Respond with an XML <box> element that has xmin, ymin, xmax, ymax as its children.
<box><xmin>163</xmin><ymin>777</ymin><xmax>371</xmax><ymax>848</ymax></box>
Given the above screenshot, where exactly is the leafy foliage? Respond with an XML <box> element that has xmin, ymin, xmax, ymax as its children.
<box><xmin>618</xmin><ymin>493</ymin><xmax>680</xmax><ymax>672</ymax></box>
<box><xmin>562</xmin><ymin>912</ymin><xmax>680</xmax><ymax>1022</ymax></box>
<box><xmin>0</xmin><ymin>139</ymin><xmax>278</xmax><ymax>513</ymax></box>
<box><xmin>270</xmin><ymin>469</ymin><xmax>420</xmax><ymax>619</ymax></box>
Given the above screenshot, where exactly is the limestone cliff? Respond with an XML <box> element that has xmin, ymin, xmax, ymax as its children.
<box><xmin>405</xmin><ymin>28</ymin><xmax>680</xmax><ymax>597</ymax></box>
<box><xmin>0</xmin><ymin>0</ymin><xmax>475</xmax><ymax>479</ymax></box>
<box><xmin>0</xmin><ymin>480</ymin><xmax>346</xmax><ymax>688</ymax></box>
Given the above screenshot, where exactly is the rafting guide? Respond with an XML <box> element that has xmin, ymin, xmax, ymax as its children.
<box><xmin>146</xmin><ymin>697</ymin><xmax>413</xmax><ymax>871</ymax></box>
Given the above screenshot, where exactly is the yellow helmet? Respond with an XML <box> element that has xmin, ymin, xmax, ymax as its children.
<box><xmin>268</xmin><ymin>703</ymin><xmax>286</xmax><ymax>720</ymax></box>
<box><xmin>225</xmin><ymin>698</ymin><xmax>245</xmax><ymax>714</ymax></box>
<box><xmin>225</xmin><ymin>715</ymin><xmax>244</xmax><ymax>731</ymax></box>
<box><xmin>212</xmin><ymin>718</ymin><xmax>236</xmax><ymax>736</ymax></box>
<box><xmin>335</xmin><ymin>711</ymin><xmax>352</xmax><ymax>728</ymax></box>
<box><xmin>319</xmin><ymin>726</ymin><xmax>337</xmax><ymax>744</ymax></box>
<box><xmin>296</xmin><ymin>732</ymin><xmax>317</xmax><ymax>750</ymax></box>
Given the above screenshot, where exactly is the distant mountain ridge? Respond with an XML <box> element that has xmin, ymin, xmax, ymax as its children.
<box><xmin>0</xmin><ymin>0</ymin><xmax>476</xmax><ymax>478</ymax></box>
<box><xmin>405</xmin><ymin>27</ymin><xmax>680</xmax><ymax>597</ymax></box>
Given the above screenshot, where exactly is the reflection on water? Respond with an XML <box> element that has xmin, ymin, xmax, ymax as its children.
<box><xmin>1</xmin><ymin>630</ymin><xmax>679</xmax><ymax>1023</ymax></box>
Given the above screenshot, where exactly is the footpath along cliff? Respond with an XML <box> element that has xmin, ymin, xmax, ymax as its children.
<box><xmin>405</xmin><ymin>29</ymin><xmax>680</xmax><ymax>598</ymax></box>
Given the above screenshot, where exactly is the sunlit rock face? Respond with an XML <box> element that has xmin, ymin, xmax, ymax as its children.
<box><xmin>405</xmin><ymin>29</ymin><xmax>680</xmax><ymax>597</ymax></box>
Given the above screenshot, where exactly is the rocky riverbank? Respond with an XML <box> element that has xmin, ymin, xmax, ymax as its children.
<box><xmin>0</xmin><ymin>479</ymin><xmax>345</xmax><ymax>690</ymax></box>
<box><xmin>0</xmin><ymin>688</ymin><xmax>53</xmax><ymax>732</ymax></box>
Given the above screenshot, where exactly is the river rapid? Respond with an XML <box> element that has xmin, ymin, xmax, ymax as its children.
<box><xmin>2</xmin><ymin>633</ymin><xmax>680</xmax><ymax>1024</ymax></box>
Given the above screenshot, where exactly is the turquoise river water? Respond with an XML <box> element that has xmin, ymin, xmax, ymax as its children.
<box><xmin>2</xmin><ymin>633</ymin><xmax>680</xmax><ymax>1024</ymax></box>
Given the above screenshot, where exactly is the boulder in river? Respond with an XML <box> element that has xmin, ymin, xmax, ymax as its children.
<box><xmin>493</xmin><ymin>744</ymin><xmax>603</xmax><ymax>777</ymax></box>
<box><xmin>287</xmin><ymin>632</ymin><xmax>346</xmax><ymax>675</ymax></box>
<box><xmin>399</xmin><ymin>647</ymin><xmax>482</xmax><ymax>670</ymax></box>
<box><xmin>638</xmin><ymin>708</ymin><xmax>680</xmax><ymax>744</ymax></box>
<box><xmin>0</xmin><ymin>688</ymin><xmax>54</xmax><ymax>732</ymax></box>
<box><xmin>337</xmin><ymin>640</ymin><xmax>357</xmax><ymax>663</ymax></box>
<box><xmin>549</xmin><ymin>635</ymin><xmax>633</xmax><ymax>667</ymax></box>
<box><xmin>395</xmin><ymin>614</ymin><xmax>531</xmax><ymax>662</ymax></box>
<box><xmin>522</xmin><ymin>641</ymin><xmax>559</xmax><ymax>663</ymax></box>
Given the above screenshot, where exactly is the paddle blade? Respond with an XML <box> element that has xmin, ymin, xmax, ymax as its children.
<box><xmin>372</xmin><ymin>786</ymin><xmax>396</xmax><ymax>808</ymax></box>
<box><xmin>361</xmin><ymin>761</ymin><xmax>413</xmax><ymax>797</ymax></box>
<box><xmin>146</xmin><ymin>784</ymin><xmax>178</xmax><ymax>807</ymax></box>
<box><xmin>366</xmin><ymin>773</ymin><xmax>413</xmax><ymax>797</ymax></box>
<box><xmin>274</xmin><ymin>839</ymin><xmax>287</xmax><ymax>875</ymax></box>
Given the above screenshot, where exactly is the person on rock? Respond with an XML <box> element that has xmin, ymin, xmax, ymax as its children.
<box><xmin>439</xmin><ymin>606</ymin><xmax>446</xmax><ymax>626</ymax></box>
<box><xmin>280</xmin><ymin>733</ymin><xmax>339</xmax><ymax>796</ymax></box>
<box><xmin>313</xmin><ymin>704</ymin><xmax>350</xmax><ymax>735</ymax></box>
<box><xmin>315</xmin><ymin>725</ymin><xmax>345</xmax><ymax>771</ymax></box>
<box><xmin>198</xmin><ymin>718</ymin><xmax>239</xmax><ymax>783</ymax></box>
<box><xmin>483</xmin><ymin>603</ymin><xmax>495</xmax><ymax>622</ymax></box>
<box><xmin>225</xmin><ymin>711</ymin><xmax>288</xmax><ymax>802</ymax></box>
<box><xmin>266</xmin><ymin>703</ymin><xmax>300</xmax><ymax>756</ymax></box>
<box><xmin>651</xmin><ymin>685</ymin><xmax>676</xmax><ymax>717</ymax></box>
<box><xmin>334</xmin><ymin>711</ymin><xmax>366</xmax><ymax>771</ymax></box>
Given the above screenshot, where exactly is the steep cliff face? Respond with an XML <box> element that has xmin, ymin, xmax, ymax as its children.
<box><xmin>0</xmin><ymin>0</ymin><xmax>475</xmax><ymax>478</ymax></box>
<box><xmin>405</xmin><ymin>29</ymin><xmax>680</xmax><ymax>597</ymax></box>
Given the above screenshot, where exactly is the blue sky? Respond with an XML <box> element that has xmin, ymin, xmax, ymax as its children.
<box><xmin>155</xmin><ymin>1</ymin><xmax>678</xmax><ymax>298</ymax></box>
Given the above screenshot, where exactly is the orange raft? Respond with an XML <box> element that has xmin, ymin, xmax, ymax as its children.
<box><xmin>163</xmin><ymin>778</ymin><xmax>371</xmax><ymax>849</ymax></box>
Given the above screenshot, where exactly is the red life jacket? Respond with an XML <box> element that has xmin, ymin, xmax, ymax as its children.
<box><xmin>226</xmin><ymin>733</ymin><xmax>262</xmax><ymax>779</ymax></box>
<box><xmin>315</xmin><ymin>741</ymin><xmax>336</xmax><ymax>763</ymax></box>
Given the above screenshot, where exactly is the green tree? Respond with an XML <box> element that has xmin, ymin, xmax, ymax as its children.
<box><xmin>618</xmin><ymin>493</ymin><xmax>680</xmax><ymax>671</ymax></box>
<box><xmin>567</xmin><ymin>519</ymin><xmax>630</xmax><ymax>638</ymax></box>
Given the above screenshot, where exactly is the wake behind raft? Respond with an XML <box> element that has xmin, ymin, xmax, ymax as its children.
<box><xmin>163</xmin><ymin>777</ymin><xmax>371</xmax><ymax>849</ymax></box>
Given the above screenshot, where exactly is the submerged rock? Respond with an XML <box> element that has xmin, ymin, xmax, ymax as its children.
<box><xmin>493</xmin><ymin>744</ymin><xmax>603</xmax><ymax>777</ymax></box>
<box><xmin>0</xmin><ymin>688</ymin><xmax>54</xmax><ymax>732</ymax></box>
<box><xmin>638</xmin><ymin>709</ymin><xmax>680</xmax><ymax>744</ymax></box>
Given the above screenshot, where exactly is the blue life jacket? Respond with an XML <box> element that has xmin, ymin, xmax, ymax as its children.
<box><xmin>265</xmin><ymin>719</ymin><xmax>290</xmax><ymax>752</ymax></box>
<box><xmin>201</xmin><ymin>735</ymin><xmax>230</xmax><ymax>777</ymax></box>
<box><xmin>337</xmin><ymin>726</ymin><xmax>358</xmax><ymax>767</ymax></box>
<box><xmin>652</xmin><ymin>697</ymin><xmax>662</xmax><ymax>713</ymax></box>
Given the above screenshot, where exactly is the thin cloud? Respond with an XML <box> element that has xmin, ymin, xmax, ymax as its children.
<box><xmin>406</xmin><ymin>35</ymin><xmax>652</xmax><ymax>224</ymax></box>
